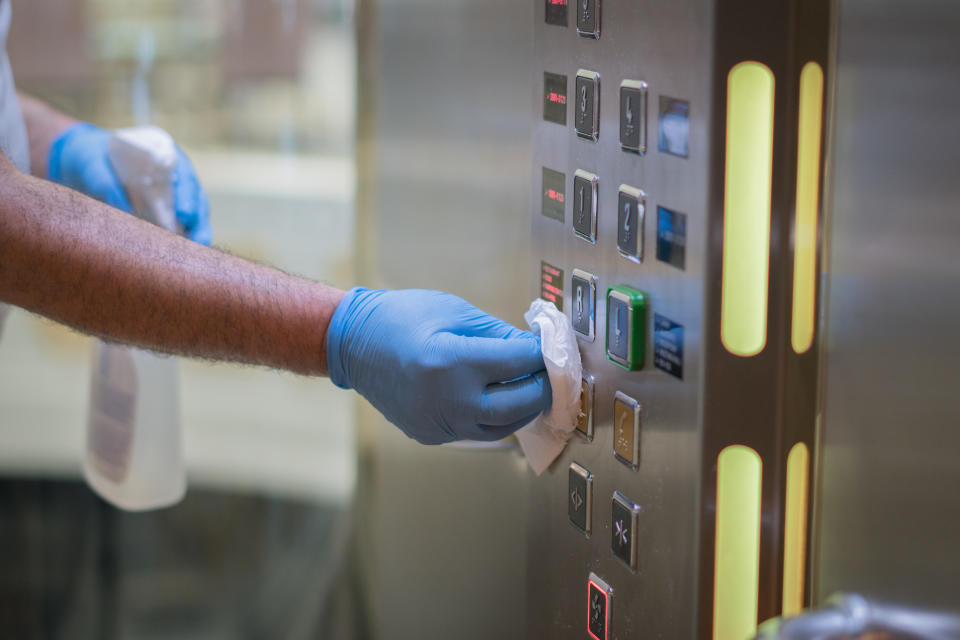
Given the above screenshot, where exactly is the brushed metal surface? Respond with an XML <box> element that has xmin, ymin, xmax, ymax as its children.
<box><xmin>529</xmin><ymin>2</ymin><xmax>712</xmax><ymax>637</ymax></box>
<box><xmin>814</xmin><ymin>0</ymin><xmax>960</xmax><ymax>612</ymax></box>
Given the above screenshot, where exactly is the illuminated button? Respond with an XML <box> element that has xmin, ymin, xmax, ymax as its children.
<box><xmin>617</xmin><ymin>185</ymin><xmax>645</xmax><ymax>263</ymax></box>
<box><xmin>613</xmin><ymin>391</ymin><xmax>641</xmax><ymax>469</ymax></box>
<box><xmin>573</xmin><ymin>170</ymin><xmax>598</xmax><ymax>243</ymax></box>
<box><xmin>611</xmin><ymin>491</ymin><xmax>641</xmax><ymax>571</ymax></box>
<box><xmin>575</xmin><ymin>70</ymin><xmax>600</xmax><ymax>141</ymax></box>
<box><xmin>568</xmin><ymin>462</ymin><xmax>593</xmax><ymax>535</ymax></box>
<box><xmin>587</xmin><ymin>573</ymin><xmax>612</xmax><ymax>640</ymax></box>
<box><xmin>575</xmin><ymin>375</ymin><xmax>595</xmax><ymax>440</ymax></box>
<box><xmin>571</xmin><ymin>269</ymin><xmax>597</xmax><ymax>341</ymax></box>
<box><xmin>619</xmin><ymin>80</ymin><xmax>647</xmax><ymax>154</ymax></box>
<box><xmin>576</xmin><ymin>0</ymin><xmax>600</xmax><ymax>39</ymax></box>
<box><xmin>606</xmin><ymin>285</ymin><xmax>647</xmax><ymax>370</ymax></box>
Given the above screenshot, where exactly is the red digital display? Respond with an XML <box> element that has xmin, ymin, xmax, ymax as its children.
<box><xmin>547</xmin><ymin>0</ymin><xmax>567</xmax><ymax>6</ymax></box>
<box><xmin>547</xmin><ymin>92</ymin><xmax>567</xmax><ymax>106</ymax></box>
<box><xmin>545</xmin><ymin>188</ymin><xmax>565</xmax><ymax>203</ymax></box>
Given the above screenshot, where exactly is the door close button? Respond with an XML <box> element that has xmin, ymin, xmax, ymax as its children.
<box><xmin>611</xmin><ymin>491</ymin><xmax>642</xmax><ymax>571</ymax></box>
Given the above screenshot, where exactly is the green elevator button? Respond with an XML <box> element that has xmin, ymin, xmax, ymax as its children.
<box><xmin>606</xmin><ymin>285</ymin><xmax>647</xmax><ymax>370</ymax></box>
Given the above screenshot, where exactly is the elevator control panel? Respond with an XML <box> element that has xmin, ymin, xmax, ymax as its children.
<box><xmin>532</xmin><ymin>1</ymin><xmax>702</xmax><ymax>637</ymax></box>
<box><xmin>531</xmin><ymin>1</ymin><xmax>829</xmax><ymax>638</ymax></box>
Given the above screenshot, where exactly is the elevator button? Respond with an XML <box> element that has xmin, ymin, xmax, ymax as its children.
<box><xmin>575</xmin><ymin>375</ymin><xmax>595</xmax><ymax>440</ymax></box>
<box><xmin>606</xmin><ymin>285</ymin><xmax>647</xmax><ymax>370</ymax></box>
<box><xmin>573</xmin><ymin>170</ymin><xmax>598</xmax><ymax>243</ymax></box>
<box><xmin>613</xmin><ymin>391</ymin><xmax>641</xmax><ymax>469</ymax></box>
<box><xmin>587</xmin><ymin>573</ymin><xmax>612</xmax><ymax>640</ymax></box>
<box><xmin>571</xmin><ymin>269</ymin><xmax>597</xmax><ymax>341</ymax></box>
<box><xmin>611</xmin><ymin>491</ymin><xmax>641</xmax><ymax>571</ymax></box>
<box><xmin>575</xmin><ymin>70</ymin><xmax>600</xmax><ymax>141</ymax></box>
<box><xmin>576</xmin><ymin>0</ymin><xmax>601</xmax><ymax>39</ymax></box>
<box><xmin>619</xmin><ymin>80</ymin><xmax>647</xmax><ymax>154</ymax></box>
<box><xmin>617</xmin><ymin>185</ymin><xmax>645</xmax><ymax>263</ymax></box>
<box><xmin>568</xmin><ymin>462</ymin><xmax>593</xmax><ymax>535</ymax></box>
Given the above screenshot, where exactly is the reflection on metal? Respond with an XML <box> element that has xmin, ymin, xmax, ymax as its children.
<box><xmin>714</xmin><ymin>445</ymin><xmax>762</xmax><ymax>640</ymax></box>
<box><xmin>755</xmin><ymin>593</ymin><xmax>960</xmax><ymax>639</ymax></box>
<box><xmin>721</xmin><ymin>61</ymin><xmax>775</xmax><ymax>357</ymax></box>
<box><xmin>790</xmin><ymin>62</ymin><xmax>824</xmax><ymax>354</ymax></box>
<box><xmin>782</xmin><ymin>443</ymin><xmax>809</xmax><ymax>616</ymax></box>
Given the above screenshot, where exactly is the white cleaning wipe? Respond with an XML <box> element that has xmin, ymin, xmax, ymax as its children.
<box><xmin>516</xmin><ymin>299</ymin><xmax>582</xmax><ymax>475</ymax></box>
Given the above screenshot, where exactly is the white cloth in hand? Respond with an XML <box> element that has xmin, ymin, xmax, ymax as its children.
<box><xmin>516</xmin><ymin>299</ymin><xmax>582</xmax><ymax>475</ymax></box>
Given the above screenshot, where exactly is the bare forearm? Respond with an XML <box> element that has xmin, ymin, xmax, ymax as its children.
<box><xmin>17</xmin><ymin>93</ymin><xmax>78</xmax><ymax>178</ymax></box>
<box><xmin>0</xmin><ymin>160</ymin><xmax>343</xmax><ymax>375</ymax></box>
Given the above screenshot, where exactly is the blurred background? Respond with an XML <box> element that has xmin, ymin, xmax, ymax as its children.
<box><xmin>0</xmin><ymin>0</ymin><xmax>362</xmax><ymax>637</ymax></box>
<box><xmin>0</xmin><ymin>0</ymin><xmax>534</xmax><ymax>638</ymax></box>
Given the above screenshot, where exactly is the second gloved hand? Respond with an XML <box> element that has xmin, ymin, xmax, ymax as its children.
<box><xmin>327</xmin><ymin>288</ymin><xmax>552</xmax><ymax>444</ymax></box>
<box><xmin>48</xmin><ymin>122</ymin><xmax>212</xmax><ymax>245</ymax></box>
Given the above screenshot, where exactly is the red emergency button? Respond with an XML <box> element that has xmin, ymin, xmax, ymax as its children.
<box><xmin>587</xmin><ymin>572</ymin><xmax>612</xmax><ymax>640</ymax></box>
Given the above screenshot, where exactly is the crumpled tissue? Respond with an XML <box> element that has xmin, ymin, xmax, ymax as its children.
<box><xmin>516</xmin><ymin>299</ymin><xmax>582</xmax><ymax>475</ymax></box>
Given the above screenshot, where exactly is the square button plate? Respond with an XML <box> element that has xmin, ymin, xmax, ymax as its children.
<box><xmin>575</xmin><ymin>70</ymin><xmax>600</xmax><ymax>141</ymax></box>
<box><xmin>572</xmin><ymin>170</ymin><xmax>598</xmax><ymax>242</ymax></box>
<box><xmin>571</xmin><ymin>269</ymin><xmax>597</xmax><ymax>341</ymax></box>
<box><xmin>611</xmin><ymin>491</ymin><xmax>641</xmax><ymax>571</ymax></box>
<box><xmin>576</xmin><ymin>0</ymin><xmax>600</xmax><ymax>38</ymax></box>
<box><xmin>613</xmin><ymin>391</ymin><xmax>641</xmax><ymax>469</ymax></box>
<box><xmin>587</xmin><ymin>572</ymin><xmax>612</xmax><ymax>640</ymax></box>
<box><xmin>617</xmin><ymin>185</ymin><xmax>645</xmax><ymax>263</ymax></box>
<box><xmin>575</xmin><ymin>375</ymin><xmax>595</xmax><ymax>440</ymax></box>
<box><xmin>620</xmin><ymin>80</ymin><xmax>647</xmax><ymax>154</ymax></box>
<box><xmin>568</xmin><ymin>462</ymin><xmax>593</xmax><ymax>535</ymax></box>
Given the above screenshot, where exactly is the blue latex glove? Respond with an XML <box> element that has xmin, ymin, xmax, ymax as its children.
<box><xmin>48</xmin><ymin>122</ymin><xmax>212</xmax><ymax>246</ymax></box>
<box><xmin>327</xmin><ymin>288</ymin><xmax>552</xmax><ymax>444</ymax></box>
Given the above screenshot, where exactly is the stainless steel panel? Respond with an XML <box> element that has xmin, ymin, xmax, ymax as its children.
<box><xmin>814</xmin><ymin>0</ymin><xmax>960</xmax><ymax>612</ymax></box>
<box><xmin>529</xmin><ymin>2</ymin><xmax>713</xmax><ymax>637</ymax></box>
<box><xmin>529</xmin><ymin>1</ymin><xmax>831</xmax><ymax>637</ymax></box>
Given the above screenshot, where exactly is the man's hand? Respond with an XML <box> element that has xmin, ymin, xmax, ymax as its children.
<box><xmin>326</xmin><ymin>288</ymin><xmax>552</xmax><ymax>444</ymax></box>
<box><xmin>47</xmin><ymin>122</ymin><xmax>212</xmax><ymax>245</ymax></box>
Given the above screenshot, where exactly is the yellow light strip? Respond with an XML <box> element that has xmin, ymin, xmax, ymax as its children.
<box><xmin>714</xmin><ymin>445</ymin><xmax>763</xmax><ymax>640</ymax></box>
<box><xmin>791</xmin><ymin>62</ymin><xmax>825</xmax><ymax>354</ymax></box>
<box><xmin>721</xmin><ymin>62</ymin><xmax>775</xmax><ymax>357</ymax></box>
<box><xmin>782</xmin><ymin>442</ymin><xmax>810</xmax><ymax>616</ymax></box>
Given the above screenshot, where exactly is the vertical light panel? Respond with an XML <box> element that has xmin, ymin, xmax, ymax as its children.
<box><xmin>721</xmin><ymin>62</ymin><xmax>775</xmax><ymax>357</ymax></box>
<box><xmin>782</xmin><ymin>442</ymin><xmax>810</xmax><ymax>616</ymax></box>
<box><xmin>714</xmin><ymin>445</ymin><xmax>763</xmax><ymax>640</ymax></box>
<box><xmin>791</xmin><ymin>62</ymin><xmax>825</xmax><ymax>353</ymax></box>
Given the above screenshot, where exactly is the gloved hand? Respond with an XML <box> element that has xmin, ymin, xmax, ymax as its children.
<box><xmin>327</xmin><ymin>288</ymin><xmax>552</xmax><ymax>444</ymax></box>
<box><xmin>48</xmin><ymin>122</ymin><xmax>212</xmax><ymax>245</ymax></box>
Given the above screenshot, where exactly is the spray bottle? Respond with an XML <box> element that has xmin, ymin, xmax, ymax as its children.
<box><xmin>84</xmin><ymin>126</ymin><xmax>186</xmax><ymax>511</ymax></box>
